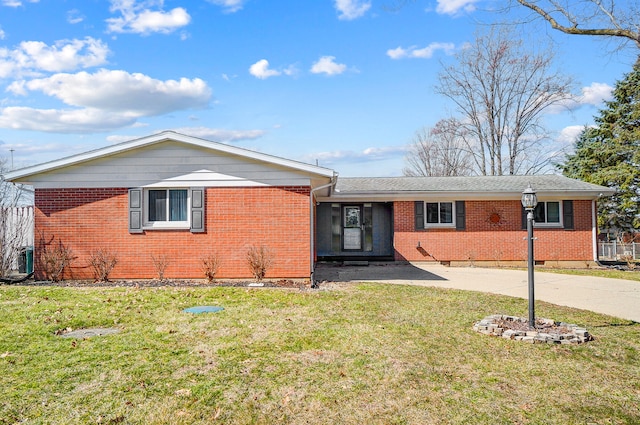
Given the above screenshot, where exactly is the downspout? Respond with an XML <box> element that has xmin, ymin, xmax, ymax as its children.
<box><xmin>592</xmin><ymin>198</ymin><xmax>605</xmax><ymax>266</ymax></box>
<box><xmin>310</xmin><ymin>174</ymin><xmax>338</xmax><ymax>287</ymax></box>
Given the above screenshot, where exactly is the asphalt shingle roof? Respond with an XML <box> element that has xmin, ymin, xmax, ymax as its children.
<box><xmin>334</xmin><ymin>174</ymin><xmax>613</xmax><ymax>195</ymax></box>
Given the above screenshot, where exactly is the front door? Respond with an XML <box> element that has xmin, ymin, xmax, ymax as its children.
<box><xmin>343</xmin><ymin>205</ymin><xmax>362</xmax><ymax>250</ymax></box>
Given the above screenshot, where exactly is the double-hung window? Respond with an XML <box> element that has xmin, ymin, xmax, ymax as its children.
<box><xmin>129</xmin><ymin>187</ymin><xmax>205</xmax><ymax>233</ymax></box>
<box><xmin>146</xmin><ymin>189</ymin><xmax>189</xmax><ymax>228</ymax></box>
<box><xmin>148</xmin><ymin>189</ymin><xmax>188</xmax><ymax>222</ymax></box>
<box><xmin>425</xmin><ymin>202</ymin><xmax>454</xmax><ymax>227</ymax></box>
<box><xmin>533</xmin><ymin>201</ymin><xmax>561</xmax><ymax>226</ymax></box>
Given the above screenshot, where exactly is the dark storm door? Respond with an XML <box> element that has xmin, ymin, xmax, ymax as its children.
<box><xmin>343</xmin><ymin>205</ymin><xmax>363</xmax><ymax>251</ymax></box>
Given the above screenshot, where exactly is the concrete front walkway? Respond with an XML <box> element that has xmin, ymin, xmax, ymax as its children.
<box><xmin>314</xmin><ymin>262</ymin><xmax>640</xmax><ymax>323</ymax></box>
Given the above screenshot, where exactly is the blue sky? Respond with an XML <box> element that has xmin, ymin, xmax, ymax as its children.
<box><xmin>0</xmin><ymin>0</ymin><xmax>637</xmax><ymax>176</ymax></box>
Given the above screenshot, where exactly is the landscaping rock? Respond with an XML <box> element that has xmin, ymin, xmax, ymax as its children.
<box><xmin>473</xmin><ymin>315</ymin><xmax>593</xmax><ymax>344</ymax></box>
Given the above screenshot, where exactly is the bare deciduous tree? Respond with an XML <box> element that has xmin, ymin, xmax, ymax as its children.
<box><xmin>436</xmin><ymin>27</ymin><xmax>575</xmax><ymax>175</ymax></box>
<box><xmin>403</xmin><ymin>119</ymin><xmax>475</xmax><ymax>176</ymax></box>
<box><xmin>514</xmin><ymin>0</ymin><xmax>640</xmax><ymax>48</ymax></box>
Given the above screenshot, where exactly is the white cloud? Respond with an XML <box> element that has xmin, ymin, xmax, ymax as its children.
<box><xmin>107</xmin><ymin>127</ymin><xmax>266</xmax><ymax>145</ymax></box>
<box><xmin>106</xmin><ymin>134</ymin><xmax>145</xmax><ymax>144</ymax></box>
<box><xmin>16</xmin><ymin>69</ymin><xmax>210</xmax><ymax>113</ymax></box>
<box><xmin>0</xmin><ymin>37</ymin><xmax>110</xmax><ymax>78</ymax></box>
<box><xmin>207</xmin><ymin>0</ymin><xmax>245</xmax><ymax>13</ymax></box>
<box><xmin>558</xmin><ymin>125</ymin><xmax>589</xmax><ymax>144</ymax></box>
<box><xmin>435</xmin><ymin>0</ymin><xmax>479</xmax><ymax>15</ymax></box>
<box><xmin>107</xmin><ymin>0</ymin><xmax>191</xmax><ymax>35</ymax></box>
<box><xmin>1</xmin><ymin>69</ymin><xmax>212</xmax><ymax>133</ymax></box>
<box><xmin>386</xmin><ymin>47</ymin><xmax>406</xmax><ymax>60</ymax></box>
<box><xmin>387</xmin><ymin>42</ymin><xmax>456</xmax><ymax>59</ymax></box>
<box><xmin>0</xmin><ymin>106</ymin><xmax>137</xmax><ymax>133</ymax></box>
<box><xmin>249</xmin><ymin>59</ymin><xmax>281</xmax><ymax>79</ymax></box>
<box><xmin>304</xmin><ymin>145</ymin><xmax>408</xmax><ymax>164</ymax></box>
<box><xmin>283</xmin><ymin>64</ymin><xmax>298</xmax><ymax>77</ymax></box>
<box><xmin>0</xmin><ymin>27</ymin><xmax>4</xmax><ymax>40</ymax></box>
<box><xmin>334</xmin><ymin>0</ymin><xmax>371</xmax><ymax>20</ymax></box>
<box><xmin>551</xmin><ymin>82</ymin><xmax>614</xmax><ymax>112</ymax></box>
<box><xmin>580</xmin><ymin>82</ymin><xmax>613</xmax><ymax>105</ymax></box>
<box><xmin>310</xmin><ymin>56</ymin><xmax>346</xmax><ymax>76</ymax></box>
<box><xmin>2</xmin><ymin>0</ymin><xmax>39</xmax><ymax>6</ymax></box>
<box><xmin>67</xmin><ymin>9</ymin><xmax>85</xmax><ymax>24</ymax></box>
<box><xmin>165</xmin><ymin>126</ymin><xmax>266</xmax><ymax>142</ymax></box>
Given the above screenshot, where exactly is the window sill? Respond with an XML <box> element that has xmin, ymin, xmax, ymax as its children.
<box><xmin>143</xmin><ymin>222</ymin><xmax>190</xmax><ymax>230</ymax></box>
<box><xmin>533</xmin><ymin>223</ymin><xmax>563</xmax><ymax>229</ymax></box>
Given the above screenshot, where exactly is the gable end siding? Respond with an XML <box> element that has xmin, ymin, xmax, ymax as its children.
<box><xmin>21</xmin><ymin>142</ymin><xmax>317</xmax><ymax>189</ymax></box>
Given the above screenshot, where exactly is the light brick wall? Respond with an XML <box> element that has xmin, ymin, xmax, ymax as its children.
<box><xmin>394</xmin><ymin>200</ymin><xmax>595</xmax><ymax>263</ymax></box>
<box><xmin>34</xmin><ymin>186</ymin><xmax>311</xmax><ymax>280</ymax></box>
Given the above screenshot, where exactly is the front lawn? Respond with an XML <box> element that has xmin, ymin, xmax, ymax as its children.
<box><xmin>1</xmin><ymin>283</ymin><xmax>638</xmax><ymax>424</ymax></box>
<box><xmin>541</xmin><ymin>266</ymin><xmax>640</xmax><ymax>282</ymax></box>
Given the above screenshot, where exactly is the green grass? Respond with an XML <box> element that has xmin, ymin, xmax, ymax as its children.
<box><xmin>538</xmin><ymin>266</ymin><xmax>640</xmax><ymax>282</ymax></box>
<box><xmin>1</xmin><ymin>283</ymin><xmax>638</xmax><ymax>424</ymax></box>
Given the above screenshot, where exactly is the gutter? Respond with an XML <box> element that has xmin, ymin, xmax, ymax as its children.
<box><xmin>309</xmin><ymin>174</ymin><xmax>338</xmax><ymax>287</ymax></box>
<box><xmin>592</xmin><ymin>198</ymin><xmax>607</xmax><ymax>267</ymax></box>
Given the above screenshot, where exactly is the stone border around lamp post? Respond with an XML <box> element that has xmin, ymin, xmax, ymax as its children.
<box><xmin>473</xmin><ymin>315</ymin><xmax>593</xmax><ymax>344</ymax></box>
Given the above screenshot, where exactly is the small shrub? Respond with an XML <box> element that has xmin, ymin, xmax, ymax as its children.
<box><xmin>620</xmin><ymin>253</ymin><xmax>637</xmax><ymax>271</ymax></box>
<box><xmin>89</xmin><ymin>248</ymin><xmax>118</xmax><ymax>282</ymax></box>
<box><xmin>467</xmin><ymin>250</ymin><xmax>477</xmax><ymax>267</ymax></box>
<box><xmin>151</xmin><ymin>254</ymin><xmax>170</xmax><ymax>281</ymax></box>
<box><xmin>41</xmin><ymin>241</ymin><xmax>75</xmax><ymax>282</ymax></box>
<box><xmin>246</xmin><ymin>245</ymin><xmax>273</xmax><ymax>281</ymax></box>
<box><xmin>201</xmin><ymin>253</ymin><xmax>221</xmax><ymax>283</ymax></box>
<box><xmin>491</xmin><ymin>249</ymin><xmax>503</xmax><ymax>268</ymax></box>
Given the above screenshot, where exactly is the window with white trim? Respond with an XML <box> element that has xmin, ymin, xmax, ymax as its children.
<box><xmin>534</xmin><ymin>201</ymin><xmax>562</xmax><ymax>226</ymax></box>
<box><xmin>145</xmin><ymin>188</ymin><xmax>190</xmax><ymax>228</ymax></box>
<box><xmin>425</xmin><ymin>202</ymin><xmax>455</xmax><ymax>227</ymax></box>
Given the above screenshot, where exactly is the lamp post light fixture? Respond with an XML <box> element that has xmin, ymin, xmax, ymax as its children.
<box><xmin>521</xmin><ymin>184</ymin><xmax>538</xmax><ymax>329</ymax></box>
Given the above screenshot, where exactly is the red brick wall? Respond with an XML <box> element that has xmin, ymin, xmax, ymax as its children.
<box><xmin>34</xmin><ymin>186</ymin><xmax>311</xmax><ymax>280</ymax></box>
<box><xmin>394</xmin><ymin>200</ymin><xmax>595</xmax><ymax>263</ymax></box>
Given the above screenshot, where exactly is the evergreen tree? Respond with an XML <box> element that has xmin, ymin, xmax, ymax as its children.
<box><xmin>560</xmin><ymin>57</ymin><xmax>640</xmax><ymax>232</ymax></box>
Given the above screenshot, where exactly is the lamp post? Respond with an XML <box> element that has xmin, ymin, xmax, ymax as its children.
<box><xmin>521</xmin><ymin>184</ymin><xmax>538</xmax><ymax>329</ymax></box>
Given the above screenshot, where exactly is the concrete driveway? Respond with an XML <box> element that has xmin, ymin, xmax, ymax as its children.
<box><xmin>314</xmin><ymin>262</ymin><xmax>640</xmax><ymax>322</ymax></box>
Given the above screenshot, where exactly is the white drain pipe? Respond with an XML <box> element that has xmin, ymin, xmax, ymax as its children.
<box><xmin>310</xmin><ymin>174</ymin><xmax>338</xmax><ymax>285</ymax></box>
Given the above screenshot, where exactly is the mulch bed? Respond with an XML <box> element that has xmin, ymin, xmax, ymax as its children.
<box><xmin>496</xmin><ymin>318</ymin><xmax>575</xmax><ymax>336</ymax></box>
<box><xmin>7</xmin><ymin>279</ymin><xmax>311</xmax><ymax>289</ymax></box>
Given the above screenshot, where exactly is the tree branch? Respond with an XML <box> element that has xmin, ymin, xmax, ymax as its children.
<box><xmin>516</xmin><ymin>0</ymin><xmax>640</xmax><ymax>47</ymax></box>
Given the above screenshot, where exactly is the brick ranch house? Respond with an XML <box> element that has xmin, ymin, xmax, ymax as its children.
<box><xmin>4</xmin><ymin>131</ymin><xmax>614</xmax><ymax>281</ymax></box>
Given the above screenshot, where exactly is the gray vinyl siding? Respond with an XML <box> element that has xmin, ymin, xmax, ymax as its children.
<box><xmin>20</xmin><ymin>141</ymin><xmax>314</xmax><ymax>189</ymax></box>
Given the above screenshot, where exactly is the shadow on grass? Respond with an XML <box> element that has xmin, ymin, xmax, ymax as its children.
<box><xmin>591</xmin><ymin>320</ymin><xmax>639</xmax><ymax>328</ymax></box>
<box><xmin>314</xmin><ymin>262</ymin><xmax>447</xmax><ymax>282</ymax></box>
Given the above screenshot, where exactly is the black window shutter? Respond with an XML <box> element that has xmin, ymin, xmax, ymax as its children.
<box><xmin>563</xmin><ymin>200</ymin><xmax>574</xmax><ymax>230</ymax></box>
<box><xmin>190</xmin><ymin>187</ymin><xmax>205</xmax><ymax>233</ymax></box>
<box><xmin>415</xmin><ymin>201</ymin><xmax>425</xmax><ymax>230</ymax></box>
<box><xmin>128</xmin><ymin>188</ymin><xmax>143</xmax><ymax>234</ymax></box>
<box><xmin>521</xmin><ymin>206</ymin><xmax>527</xmax><ymax>230</ymax></box>
<box><xmin>455</xmin><ymin>201</ymin><xmax>466</xmax><ymax>230</ymax></box>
